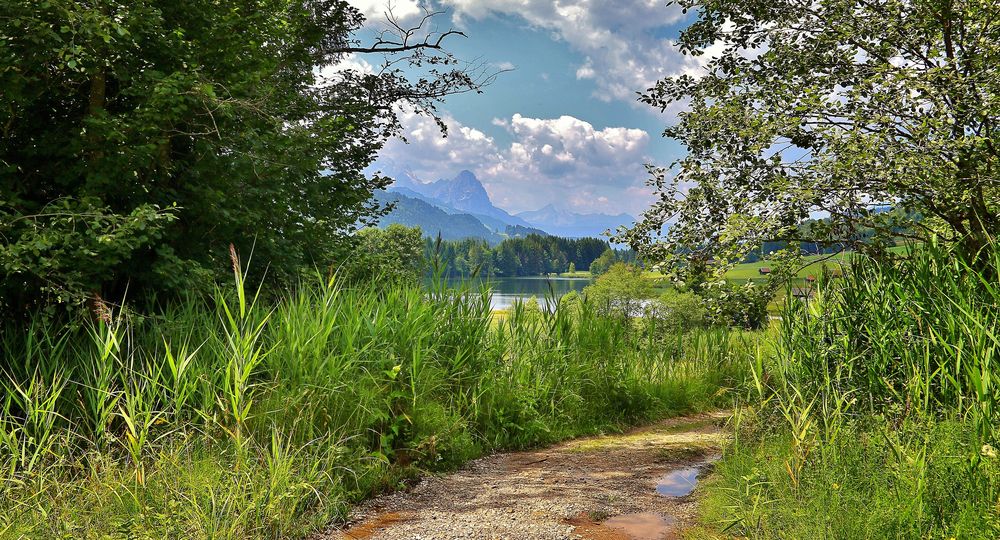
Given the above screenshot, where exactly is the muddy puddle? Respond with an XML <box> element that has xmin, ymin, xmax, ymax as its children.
<box><xmin>602</xmin><ymin>513</ymin><xmax>676</xmax><ymax>539</ymax></box>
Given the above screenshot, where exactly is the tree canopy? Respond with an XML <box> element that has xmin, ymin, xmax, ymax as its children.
<box><xmin>583</xmin><ymin>263</ymin><xmax>651</xmax><ymax>320</ymax></box>
<box><xmin>0</xmin><ymin>0</ymin><xmax>485</xmax><ymax>314</ymax></box>
<box><xmin>625</xmin><ymin>0</ymin><xmax>1000</xmax><ymax>272</ymax></box>
<box><xmin>428</xmin><ymin>235</ymin><xmax>611</xmax><ymax>277</ymax></box>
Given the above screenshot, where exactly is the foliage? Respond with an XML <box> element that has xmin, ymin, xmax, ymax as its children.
<box><xmin>0</xmin><ymin>0</ymin><xmax>485</xmax><ymax>313</ymax></box>
<box><xmin>583</xmin><ymin>263</ymin><xmax>652</xmax><ymax>319</ymax></box>
<box><xmin>0</xmin><ymin>198</ymin><xmax>180</xmax><ymax>312</ymax></box>
<box><xmin>589</xmin><ymin>248</ymin><xmax>619</xmax><ymax>276</ymax></box>
<box><xmin>0</xmin><ymin>260</ymin><xmax>745</xmax><ymax>538</ymax></box>
<box><xmin>625</xmin><ymin>0</ymin><xmax>1000</xmax><ymax>273</ymax></box>
<box><xmin>345</xmin><ymin>225</ymin><xmax>425</xmax><ymax>285</ymax></box>
<box><xmin>644</xmin><ymin>290</ymin><xmax>707</xmax><ymax>333</ymax></box>
<box><xmin>427</xmin><ymin>234</ymin><xmax>611</xmax><ymax>277</ymax></box>
<box><xmin>699</xmin><ymin>281</ymin><xmax>771</xmax><ymax>330</ymax></box>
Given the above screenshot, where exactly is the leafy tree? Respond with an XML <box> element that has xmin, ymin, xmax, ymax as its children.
<box><xmin>568</xmin><ymin>262</ymin><xmax>576</xmax><ymax>274</ymax></box>
<box><xmin>589</xmin><ymin>249</ymin><xmax>618</xmax><ymax>276</ymax></box>
<box><xmin>626</xmin><ymin>0</ymin><xmax>1000</xmax><ymax>273</ymax></box>
<box><xmin>699</xmin><ymin>282</ymin><xmax>771</xmax><ymax>330</ymax></box>
<box><xmin>347</xmin><ymin>225</ymin><xmax>425</xmax><ymax>285</ymax></box>
<box><xmin>583</xmin><ymin>263</ymin><xmax>651</xmax><ymax>320</ymax></box>
<box><xmin>0</xmin><ymin>1</ymin><xmax>486</xmax><ymax>313</ymax></box>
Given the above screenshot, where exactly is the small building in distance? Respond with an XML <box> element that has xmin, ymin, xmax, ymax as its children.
<box><xmin>758</xmin><ymin>267</ymin><xmax>772</xmax><ymax>275</ymax></box>
<box><xmin>805</xmin><ymin>275</ymin><xmax>817</xmax><ymax>283</ymax></box>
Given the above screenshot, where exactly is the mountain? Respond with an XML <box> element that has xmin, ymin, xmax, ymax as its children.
<box><xmin>373</xmin><ymin>191</ymin><xmax>547</xmax><ymax>244</ymax></box>
<box><xmin>374</xmin><ymin>191</ymin><xmax>501</xmax><ymax>243</ymax></box>
<box><xmin>388</xmin><ymin>170</ymin><xmax>535</xmax><ymax>230</ymax></box>
<box><xmin>517</xmin><ymin>204</ymin><xmax>635</xmax><ymax>239</ymax></box>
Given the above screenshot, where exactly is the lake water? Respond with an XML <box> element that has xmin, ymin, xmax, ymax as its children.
<box><xmin>445</xmin><ymin>276</ymin><xmax>592</xmax><ymax>311</ymax></box>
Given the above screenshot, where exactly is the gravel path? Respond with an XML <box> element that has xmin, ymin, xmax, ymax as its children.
<box><xmin>315</xmin><ymin>411</ymin><xmax>729</xmax><ymax>540</ymax></box>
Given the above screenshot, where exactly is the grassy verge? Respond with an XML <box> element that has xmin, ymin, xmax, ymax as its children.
<box><xmin>0</xmin><ymin>261</ymin><xmax>747</xmax><ymax>539</ymax></box>
<box><xmin>696</xmin><ymin>240</ymin><xmax>1000</xmax><ymax>538</ymax></box>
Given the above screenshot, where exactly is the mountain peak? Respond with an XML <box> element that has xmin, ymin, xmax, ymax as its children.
<box><xmin>385</xmin><ymin>169</ymin><xmax>535</xmax><ymax>230</ymax></box>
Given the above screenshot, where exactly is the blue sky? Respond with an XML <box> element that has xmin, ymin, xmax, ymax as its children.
<box><xmin>343</xmin><ymin>0</ymin><xmax>705</xmax><ymax>216</ymax></box>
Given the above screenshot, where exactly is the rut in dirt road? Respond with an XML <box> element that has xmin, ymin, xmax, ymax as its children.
<box><xmin>316</xmin><ymin>411</ymin><xmax>729</xmax><ymax>540</ymax></box>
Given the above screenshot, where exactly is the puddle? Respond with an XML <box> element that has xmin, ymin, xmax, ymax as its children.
<box><xmin>602</xmin><ymin>512</ymin><xmax>676</xmax><ymax>539</ymax></box>
<box><xmin>655</xmin><ymin>466</ymin><xmax>700</xmax><ymax>497</ymax></box>
<box><xmin>338</xmin><ymin>512</ymin><xmax>412</xmax><ymax>539</ymax></box>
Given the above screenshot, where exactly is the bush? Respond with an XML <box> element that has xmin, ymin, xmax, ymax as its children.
<box><xmin>343</xmin><ymin>225</ymin><xmax>425</xmax><ymax>285</ymax></box>
<box><xmin>645</xmin><ymin>290</ymin><xmax>707</xmax><ymax>332</ymax></box>
<box><xmin>583</xmin><ymin>263</ymin><xmax>651</xmax><ymax>319</ymax></box>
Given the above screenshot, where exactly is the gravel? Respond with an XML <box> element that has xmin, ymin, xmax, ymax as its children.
<box><xmin>314</xmin><ymin>411</ymin><xmax>728</xmax><ymax>540</ymax></box>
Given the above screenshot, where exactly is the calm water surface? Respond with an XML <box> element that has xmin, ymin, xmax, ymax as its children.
<box><xmin>444</xmin><ymin>276</ymin><xmax>592</xmax><ymax>311</ymax></box>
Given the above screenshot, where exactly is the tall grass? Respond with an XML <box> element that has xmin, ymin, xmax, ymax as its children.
<box><xmin>703</xmin><ymin>239</ymin><xmax>1000</xmax><ymax>538</ymax></box>
<box><xmin>0</xmin><ymin>261</ymin><xmax>744</xmax><ymax>538</ymax></box>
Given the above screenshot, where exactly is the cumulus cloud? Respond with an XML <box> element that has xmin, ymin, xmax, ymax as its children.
<box><xmin>377</xmin><ymin>107</ymin><xmax>504</xmax><ymax>178</ymax></box>
<box><xmin>315</xmin><ymin>54</ymin><xmax>375</xmax><ymax>81</ymax></box>
<box><xmin>438</xmin><ymin>0</ymin><xmax>706</xmax><ymax>106</ymax></box>
<box><xmin>350</xmin><ymin>0</ymin><xmax>424</xmax><ymax>24</ymax></box>
<box><xmin>374</xmin><ymin>110</ymin><xmax>656</xmax><ymax>215</ymax></box>
<box><xmin>490</xmin><ymin>114</ymin><xmax>648</xmax><ymax>178</ymax></box>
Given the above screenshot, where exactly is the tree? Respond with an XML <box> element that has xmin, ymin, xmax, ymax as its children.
<box><xmin>348</xmin><ymin>225</ymin><xmax>425</xmax><ymax>285</ymax></box>
<box><xmin>589</xmin><ymin>249</ymin><xmax>617</xmax><ymax>276</ymax></box>
<box><xmin>568</xmin><ymin>262</ymin><xmax>576</xmax><ymax>274</ymax></box>
<box><xmin>583</xmin><ymin>263</ymin><xmax>651</xmax><ymax>320</ymax></box>
<box><xmin>625</xmin><ymin>0</ymin><xmax>1000</xmax><ymax>273</ymax></box>
<box><xmin>0</xmin><ymin>1</ymin><xmax>489</xmax><ymax>313</ymax></box>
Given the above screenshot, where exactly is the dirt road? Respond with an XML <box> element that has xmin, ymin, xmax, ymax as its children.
<box><xmin>316</xmin><ymin>411</ymin><xmax>729</xmax><ymax>540</ymax></box>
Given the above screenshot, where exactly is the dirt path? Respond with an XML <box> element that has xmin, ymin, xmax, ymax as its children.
<box><xmin>316</xmin><ymin>411</ymin><xmax>729</xmax><ymax>540</ymax></box>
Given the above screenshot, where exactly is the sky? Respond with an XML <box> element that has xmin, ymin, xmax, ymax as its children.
<box><xmin>344</xmin><ymin>0</ymin><xmax>708</xmax><ymax>217</ymax></box>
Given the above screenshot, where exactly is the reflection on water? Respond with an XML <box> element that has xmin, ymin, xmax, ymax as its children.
<box><xmin>443</xmin><ymin>276</ymin><xmax>592</xmax><ymax>311</ymax></box>
<box><xmin>655</xmin><ymin>466</ymin><xmax>701</xmax><ymax>497</ymax></box>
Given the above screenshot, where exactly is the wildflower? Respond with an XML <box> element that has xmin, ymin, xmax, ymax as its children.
<box><xmin>832</xmin><ymin>482</ymin><xmax>840</xmax><ymax>490</ymax></box>
<box><xmin>981</xmin><ymin>444</ymin><xmax>997</xmax><ymax>458</ymax></box>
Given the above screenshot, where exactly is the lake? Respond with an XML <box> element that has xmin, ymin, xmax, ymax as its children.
<box><xmin>444</xmin><ymin>276</ymin><xmax>593</xmax><ymax>311</ymax></box>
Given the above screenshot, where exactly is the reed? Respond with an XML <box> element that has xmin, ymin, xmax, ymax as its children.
<box><xmin>0</xmin><ymin>254</ymin><xmax>741</xmax><ymax>538</ymax></box>
<box><xmin>702</xmin><ymin>239</ymin><xmax>1000</xmax><ymax>538</ymax></box>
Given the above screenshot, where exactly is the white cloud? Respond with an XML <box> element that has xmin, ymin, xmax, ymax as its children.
<box><xmin>374</xmin><ymin>110</ymin><xmax>656</xmax><ymax>215</ymax></box>
<box><xmin>349</xmin><ymin>0</ymin><xmax>424</xmax><ymax>24</ymax></box>
<box><xmin>378</xmin><ymin>106</ymin><xmax>504</xmax><ymax>177</ymax></box>
<box><xmin>439</xmin><ymin>0</ymin><xmax>699</xmax><ymax>105</ymax></box>
<box><xmin>316</xmin><ymin>54</ymin><xmax>375</xmax><ymax>81</ymax></box>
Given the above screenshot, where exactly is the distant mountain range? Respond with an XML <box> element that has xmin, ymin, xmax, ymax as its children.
<box><xmin>374</xmin><ymin>168</ymin><xmax>635</xmax><ymax>243</ymax></box>
<box><xmin>516</xmin><ymin>204</ymin><xmax>634</xmax><ymax>239</ymax></box>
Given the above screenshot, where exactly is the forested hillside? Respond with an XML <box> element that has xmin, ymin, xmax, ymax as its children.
<box><xmin>427</xmin><ymin>235</ymin><xmax>616</xmax><ymax>276</ymax></box>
